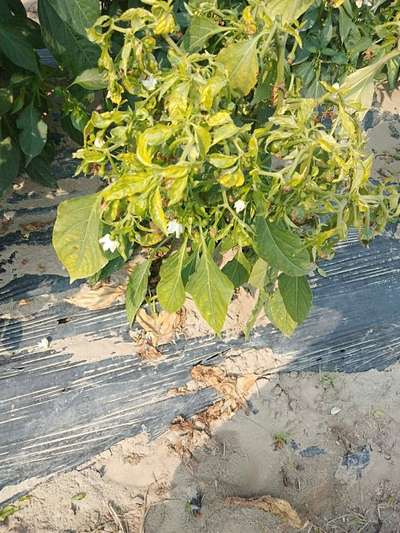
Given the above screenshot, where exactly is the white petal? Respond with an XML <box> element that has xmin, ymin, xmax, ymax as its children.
<box><xmin>99</xmin><ymin>234</ymin><xmax>119</xmax><ymax>252</ymax></box>
<box><xmin>141</xmin><ymin>76</ymin><xmax>157</xmax><ymax>91</ymax></box>
<box><xmin>234</xmin><ymin>200</ymin><xmax>246</xmax><ymax>213</ymax></box>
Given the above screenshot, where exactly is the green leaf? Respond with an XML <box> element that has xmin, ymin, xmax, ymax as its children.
<box><xmin>266</xmin><ymin>0</ymin><xmax>314</xmax><ymax>23</ymax></box>
<box><xmin>278</xmin><ymin>274</ymin><xmax>312</xmax><ymax>324</ymax></box>
<box><xmin>387</xmin><ymin>57</ymin><xmax>400</xmax><ymax>92</ymax></box>
<box><xmin>0</xmin><ymin>505</ymin><xmax>18</xmax><ymax>522</ymax></box>
<box><xmin>248</xmin><ymin>257</ymin><xmax>268</xmax><ymax>289</ymax></box>
<box><xmin>182</xmin><ymin>15</ymin><xmax>225</xmax><ymax>52</ymax></box>
<box><xmin>0</xmin><ymin>137</ymin><xmax>21</xmax><ymax>196</ymax></box>
<box><xmin>26</xmin><ymin>156</ymin><xmax>57</xmax><ymax>188</ymax></box>
<box><xmin>217</xmin><ymin>38</ymin><xmax>259</xmax><ymax>96</ymax></box>
<box><xmin>265</xmin><ymin>289</ymin><xmax>297</xmax><ymax>337</ymax></box>
<box><xmin>72</xmin><ymin>68</ymin><xmax>108</xmax><ymax>90</ymax></box>
<box><xmin>71</xmin><ymin>492</ymin><xmax>86</xmax><ymax>501</ymax></box>
<box><xmin>16</xmin><ymin>103</ymin><xmax>48</xmax><ymax>164</ymax></box>
<box><xmin>53</xmin><ymin>193</ymin><xmax>107</xmax><ymax>281</ymax></box>
<box><xmin>0</xmin><ymin>88</ymin><xmax>13</xmax><ymax>115</ymax></box>
<box><xmin>338</xmin><ymin>7</ymin><xmax>354</xmax><ymax>43</ymax></box>
<box><xmin>255</xmin><ymin>216</ymin><xmax>310</xmax><ymax>277</ymax></box>
<box><xmin>157</xmin><ymin>241</ymin><xmax>187</xmax><ymax>312</ymax></box>
<box><xmin>38</xmin><ymin>0</ymin><xmax>100</xmax><ymax>76</ymax></box>
<box><xmin>149</xmin><ymin>187</ymin><xmax>168</xmax><ymax>234</ymax></box>
<box><xmin>222</xmin><ymin>251</ymin><xmax>250</xmax><ymax>288</ymax></box>
<box><xmin>0</xmin><ymin>23</ymin><xmax>39</xmax><ymax>74</ymax></box>
<box><xmin>340</xmin><ymin>50</ymin><xmax>400</xmax><ymax>111</ymax></box>
<box><xmin>186</xmin><ymin>243</ymin><xmax>234</xmax><ymax>333</ymax></box>
<box><xmin>208</xmin><ymin>153</ymin><xmax>237</xmax><ymax>169</ymax></box>
<box><xmin>42</xmin><ymin>0</ymin><xmax>100</xmax><ymax>37</ymax></box>
<box><xmin>126</xmin><ymin>260</ymin><xmax>151</xmax><ymax>325</ymax></box>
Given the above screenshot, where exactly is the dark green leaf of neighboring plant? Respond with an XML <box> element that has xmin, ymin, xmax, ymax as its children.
<box><xmin>38</xmin><ymin>0</ymin><xmax>99</xmax><ymax>76</ymax></box>
<box><xmin>265</xmin><ymin>289</ymin><xmax>297</xmax><ymax>337</ymax></box>
<box><xmin>278</xmin><ymin>274</ymin><xmax>312</xmax><ymax>324</ymax></box>
<box><xmin>181</xmin><ymin>249</ymin><xmax>198</xmax><ymax>285</ymax></box>
<box><xmin>255</xmin><ymin>216</ymin><xmax>310</xmax><ymax>277</ymax></box>
<box><xmin>157</xmin><ymin>241</ymin><xmax>187</xmax><ymax>313</ymax></box>
<box><xmin>387</xmin><ymin>57</ymin><xmax>400</xmax><ymax>92</ymax></box>
<box><xmin>0</xmin><ymin>137</ymin><xmax>21</xmax><ymax>196</ymax></box>
<box><xmin>89</xmin><ymin>254</ymin><xmax>125</xmax><ymax>285</ymax></box>
<box><xmin>217</xmin><ymin>38</ymin><xmax>259</xmax><ymax>96</ymax></box>
<box><xmin>26</xmin><ymin>156</ymin><xmax>57</xmax><ymax>188</ymax></box>
<box><xmin>222</xmin><ymin>251</ymin><xmax>251</xmax><ymax>288</ymax></box>
<box><xmin>6</xmin><ymin>0</ymin><xmax>27</xmax><ymax>18</ymax></box>
<box><xmin>126</xmin><ymin>259</ymin><xmax>151</xmax><ymax>325</ymax></box>
<box><xmin>16</xmin><ymin>103</ymin><xmax>48</xmax><ymax>164</ymax></box>
<box><xmin>182</xmin><ymin>15</ymin><xmax>225</xmax><ymax>52</ymax></box>
<box><xmin>0</xmin><ymin>23</ymin><xmax>39</xmax><ymax>74</ymax></box>
<box><xmin>338</xmin><ymin>6</ymin><xmax>354</xmax><ymax>43</ymax></box>
<box><xmin>43</xmin><ymin>0</ymin><xmax>100</xmax><ymax>37</ymax></box>
<box><xmin>53</xmin><ymin>193</ymin><xmax>107</xmax><ymax>281</ymax></box>
<box><xmin>72</xmin><ymin>68</ymin><xmax>108</xmax><ymax>90</ymax></box>
<box><xmin>186</xmin><ymin>244</ymin><xmax>234</xmax><ymax>334</ymax></box>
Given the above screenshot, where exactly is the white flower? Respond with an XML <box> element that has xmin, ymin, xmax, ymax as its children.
<box><xmin>332</xmin><ymin>82</ymin><xmax>340</xmax><ymax>90</ymax></box>
<box><xmin>355</xmin><ymin>0</ymin><xmax>372</xmax><ymax>7</ymax></box>
<box><xmin>99</xmin><ymin>234</ymin><xmax>119</xmax><ymax>253</ymax></box>
<box><xmin>141</xmin><ymin>75</ymin><xmax>157</xmax><ymax>91</ymax></box>
<box><xmin>94</xmin><ymin>136</ymin><xmax>104</xmax><ymax>148</ymax></box>
<box><xmin>167</xmin><ymin>219</ymin><xmax>184</xmax><ymax>238</ymax></box>
<box><xmin>234</xmin><ymin>200</ymin><xmax>246</xmax><ymax>213</ymax></box>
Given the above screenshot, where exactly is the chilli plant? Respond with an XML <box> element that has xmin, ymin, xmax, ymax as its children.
<box><xmin>53</xmin><ymin>0</ymin><xmax>400</xmax><ymax>336</ymax></box>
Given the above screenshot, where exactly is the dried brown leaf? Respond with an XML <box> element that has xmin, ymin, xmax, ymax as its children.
<box><xmin>136</xmin><ymin>341</ymin><xmax>162</xmax><ymax>361</ymax></box>
<box><xmin>225</xmin><ymin>495</ymin><xmax>306</xmax><ymax>529</ymax></box>
<box><xmin>65</xmin><ymin>284</ymin><xmax>124</xmax><ymax>310</ymax></box>
<box><xmin>191</xmin><ymin>365</ymin><xmax>256</xmax><ymax>412</ymax></box>
<box><xmin>136</xmin><ymin>309</ymin><xmax>181</xmax><ymax>346</ymax></box>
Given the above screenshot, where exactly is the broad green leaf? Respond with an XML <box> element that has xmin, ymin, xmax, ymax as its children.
<box><xmin>53</xmin><ymin>193</ymin><xmax>107</xmax><ymax>281</ymax></box>
<box><xmin>26</xmin><ymin>156</ymin><xmax>57</xmax><ymax>188</ymax></box>
<box><xmin>16</xmin><ymin>103</ymin><xmax>48</xmax><ymax>164</ymax></box>
<box><xmin>387</xmin><ymin>57</ymin><xmax>400</xmax><ymax>92</ymax></box>
<box><xmin>72</xmin><ymin>68</ymin><xmax>107</xmax><ymax>90</ymax></box>
<box><xmin>255</xmin><ymin>216</ymin><xmax>310</xmax><ymax>277</ymax></box>
<box><xmin>0</xmin><ymin>23</ymin><xmax>39</xmax><ymax>74</ymax></box>
<box><xmin>338</xmin><ymin>7</ymin><xmax>354</xmax><ymax>43</ymax></box>
<box><xmin>41</xmin><ymin>0</ymin><xmax>100</xmax><ymax>36</ymax></box>
<box><xmin>340</xmin><ymin>50</ymin><xmax>400</xmax><ymax>112</ymax></box>
<box><xmin>266</xmin><ymin>0</ymin><xmax>314</xmax><ymax>23</ymax></box>
<box><xmin>38</xmin><ymin>0</ymin><xmax>99</xmax><ymax>76</ymax></box>
<box><xmin>0</xmin><ymin>137</ymin><xmax>21</xmax><ymax>196</ymax></box>
<box><xmin>186</xmin><ymin>244</ymin><xmax>234</xmax><ymax>333</ymax></box>
<box><xmin>183</xmin><ymin>15</ymin><xmax>225</xmax><ymax>52</ymax></box>
<box><xmin>222</xmin><ymin>251</ymin><xmax>251</xmax><ymax>288</ymax></box>
<box><xmin>278</xmin><ymin>274</ymin><xmax>312</xmax><ymax>324</ymax></box>
<box><xmin>217</xmin><ymin>38</ymin><xmax>259</xmax><ymax>96</ymax></box>
<box><xmin>248</xmin><ymin>257</ymin><xmax>268</xmax><ymax>289</ymax></box>
<box><xmin>126</xmin><ymin>260</ymin><xmax>151</xmax><ymax>325</ymax></box>
<box><xmin>157</xmin><ymin>241</ymin><xmax>187</xmax><ymax>312</ymax></box>
<box><xmin>125</xmin><ymin>259</ymin><xmax>151</xmax><ymax>326</ymax></box>
<box><xmin>265</xmin><ymin>289</ymin><xmax>297</xmax><ymax>336</ymax></box>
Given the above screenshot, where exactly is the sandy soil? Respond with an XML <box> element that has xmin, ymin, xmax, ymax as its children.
<box><xmin>2</xmin><ymin>361</ymin><xmax>400</xmax><ymax>533</ymax></box>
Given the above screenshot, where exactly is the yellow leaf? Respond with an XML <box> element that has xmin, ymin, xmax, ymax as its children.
<box><xmin>219</xmin><ymin>167</ymin><xmax>245</xmax><ymax>188</ymax></box>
